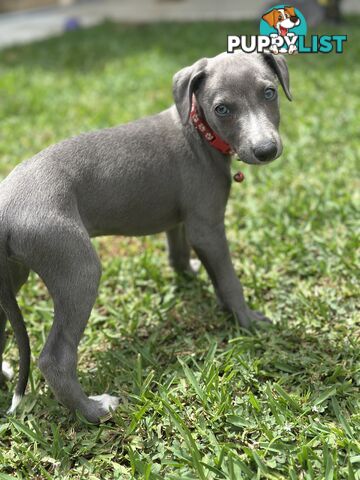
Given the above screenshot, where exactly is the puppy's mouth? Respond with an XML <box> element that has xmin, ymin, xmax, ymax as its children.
<box><xmin>239</xmin><ymin>157</ymin><xmax>275</xmax><ymax>166</ymax></box>
<box><xmin>240</xmin><ymin>158</ymin><xmax>268</xmax><ymax>165</ymax></box>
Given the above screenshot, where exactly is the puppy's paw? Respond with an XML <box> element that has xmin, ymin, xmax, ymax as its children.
<box><xmin>189</xmin><ymin>258</ymin><xmax>201</xmax><ymax>274</ymax></box>
<box><xmin>89</xmin><ymin>393</ymin><xmax>120</xmax><ymax>410</ymax></box>
<box><xmin>1</xmin><ymin>361</ymin><xmax>14</xmax><ymax>384</ymax></box>
<box><xmin>89</xmin><ymin>394</ymin><xmax>120</xmax><ymax>422</ymax></box>
<box><xmin>251</xmin><ymin>310</ymin><xmax>272</xmax><ymax>324</ymax></box>
<box><xmin>235</xmin><ymin>309</ymin><xmax>272</xmax><ymax>329</ymax></box>
<box><xmin>174</xmin><ymin>258</ymin><xmax>201</xmax><ymax>277</ymax></box>
<box><xmin>269</xmin><ymin>45</ymin><xmax>279</xmax><ymax>55</ymax></box>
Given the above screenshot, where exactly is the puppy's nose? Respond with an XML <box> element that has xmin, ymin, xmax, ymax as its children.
<box><xmin>253</xmin><ymin>141</ymin><xmax>277</xmax><ymax>162</ymax></box>
<box><xmin>290</xmin><ymin>16</ymin><xmax>298</xmax><ymax>22</ymax></box>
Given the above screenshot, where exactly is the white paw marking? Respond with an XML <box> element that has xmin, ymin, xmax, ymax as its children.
<box><xmin>190</xmin><ymin>258</ymin><xmax>201</xmax><ymax>273</ymax></box>
<box><xmin>2</xmin><ymin>361</ymin><xmax>14</xmax><ymax>380</ymax></box>
<box><xmin>7</xmin><ymin>393</ymin><xmax>23</xmax><ymax>414</ymax></box>
<box><xmin>89</xmin><ymin>394</ymin><xmax>120</xmax><ymax>412</ymax></box>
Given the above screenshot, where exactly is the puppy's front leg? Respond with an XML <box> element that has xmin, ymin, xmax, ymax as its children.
<box><xmin>166</xmin><ymin>224</ymin><xmax>200</xmax><ymax>275</ymax></box>
<box><xmin>185</xmin><ymin>218</ymin><xmax>268</xmax><ymax>327</ymax></box>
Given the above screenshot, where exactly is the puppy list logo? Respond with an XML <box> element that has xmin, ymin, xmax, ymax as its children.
<box><xmin>227</xmin><ymin>4</ymin><xmax>347</xmax><ymax>54</ymax></box>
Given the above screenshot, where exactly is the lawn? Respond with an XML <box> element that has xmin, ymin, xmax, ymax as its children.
<box><xmin>0</xmin><ymin>18</ymin><xmax>359</xmax><ymax>480</ymax></box>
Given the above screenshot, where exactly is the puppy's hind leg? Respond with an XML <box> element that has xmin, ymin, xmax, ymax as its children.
<box><xmin>1</xmin><ymin>261</ymin><xmax>30</xmax><ymax>386</ymax></box>
<box><xmin>0</xmin><ymin>309</ymin><xmax>12</xmax><ymax>385</ymax></box>
<box><xmin>32</xmin><ymin>225</ymin><xmax>118</xmax><ymax>423</ymax></box>
<box><xmin>166</xmin><ymin>224</ymin><xmax>200</xmax><ymax>275</ymax></box>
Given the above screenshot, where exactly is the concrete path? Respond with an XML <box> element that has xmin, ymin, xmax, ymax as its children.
<box><xmin>0</xmin><ymin>0</ymin><xmax>358</xmax><ymax>49</ymax></box>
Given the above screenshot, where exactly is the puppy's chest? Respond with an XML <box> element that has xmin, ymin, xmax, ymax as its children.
<box><xmin>183</xmin><ymin>155</ymin><xmax>232</xmax><ymax>204</ymax></box>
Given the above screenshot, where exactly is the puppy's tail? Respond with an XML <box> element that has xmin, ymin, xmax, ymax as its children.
<box><xmin>0</xmin><ymin>240</ymin><xmax>30</xmax><ymax>414</ymax></box>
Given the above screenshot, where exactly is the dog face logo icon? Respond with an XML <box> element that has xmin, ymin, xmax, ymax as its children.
<box><xmin>260</xmin><ymin>4</ymin><xmax>307</xmax><ymax>54</ymax></box>
<box><xmin>262</xmin><ymin>6</ymin><xmax>300</xmax><ymax>37</ymax></box>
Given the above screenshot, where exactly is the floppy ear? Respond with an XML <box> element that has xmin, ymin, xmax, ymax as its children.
<box><xmin>172</xmin><ymin>58</ymin><xmax>208</xmax><ymax>125</ymax></box>
<box><xmin>262</xmin><ymin>9</ymin><xmax>277</xmax><ymax>27</ymax></box>
<box><xmin>284</xmin><ymin>6</ymin><xmax>296</xmax><ymax>17</ymax></box>
<box><xmin>263</xmin><ymin>53</ymin><xmax>292</xmax><ymax>101</ymax></box>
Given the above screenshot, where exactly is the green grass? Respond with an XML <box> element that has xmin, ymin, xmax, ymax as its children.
<box><xmin>0</xmin><ymin>18</ymin><xmax>359</xmax><ymax>480</ymax></box>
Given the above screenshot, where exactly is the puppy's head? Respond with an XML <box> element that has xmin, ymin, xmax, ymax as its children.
<box><xmin>173</xmin><ymin>52</ymin><xmax>292</xmax><ymax>165</ymax></box>
<box><xmin>262</xmin><ymin>6</ymin><xmax>301</xmax><ymax>31</ymax></box>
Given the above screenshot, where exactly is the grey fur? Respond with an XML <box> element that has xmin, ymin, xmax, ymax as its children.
<box><xmin>0</xmin><ymin>52</ymin><xmax>291</xmax><ymax>422</ymax></box>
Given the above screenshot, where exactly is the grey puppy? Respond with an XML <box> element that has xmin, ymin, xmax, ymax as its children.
<box><xmin>0</xmin><ymin>51</ymin><xmax>291</xmax><ymax>422</ymax></box>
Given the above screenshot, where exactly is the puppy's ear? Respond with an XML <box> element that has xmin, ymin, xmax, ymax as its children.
<box><xmin>263</xmin><ymin>53</ymin><xmax>292</xmax><ymax>101</ymax></box>
<box><xmin>173</xmin><ymin>58</ymin><xmax>208</xmax><ymax>125</ymax></box>
<box><xmin>262</xmin><ymin>9</ymin><xmax>277</xmax><ymax>27</ymax></box>
<box><xmin>284</xmin><ymin>6</ymin><xmax>296</xmax><ymax>17</ymax></box>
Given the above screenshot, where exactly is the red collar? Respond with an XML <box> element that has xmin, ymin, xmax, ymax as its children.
<box><xmin>190</xmin><ymin>96</ymin><xmax>235</xmax><ymax>156</ymax></box>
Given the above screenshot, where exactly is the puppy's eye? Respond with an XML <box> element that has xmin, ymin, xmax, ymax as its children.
<box><xmin>215</xmin><ymin>104</ymin><xmax>231</xmax><ymax>116</ymax></box>
<box><xmin>264</xmin><ymin>87</ymin><xmax>277</xmax><ymax>101</ymax></box>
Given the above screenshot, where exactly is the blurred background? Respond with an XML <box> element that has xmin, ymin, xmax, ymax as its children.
<box><xmin>0</xmin><ymin>0</ymin><xmax>359</xmax><ymax>49</ymax></box>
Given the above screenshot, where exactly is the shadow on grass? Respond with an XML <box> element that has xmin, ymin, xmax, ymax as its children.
<box><xmin>74</xmin><ymin>271</ymin><xmax>356</xmax><ymax>424</ymax></box>
<box><xmin>0</xmin><ymin>264</ymin><xmax>356</xmax><ymax>436</ymax></box>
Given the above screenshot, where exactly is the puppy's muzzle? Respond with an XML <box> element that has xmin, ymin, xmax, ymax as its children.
<box><xmin>252</xmin><ymin>141</ymin><xmax>278</xmax><ymax>163</ymax></box>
